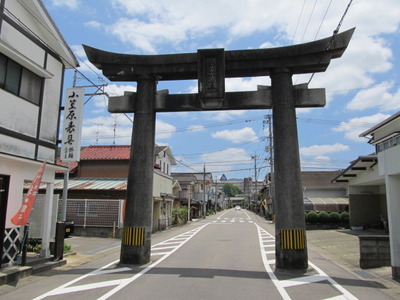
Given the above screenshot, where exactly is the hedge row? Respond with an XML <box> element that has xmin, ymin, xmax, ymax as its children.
<box><xmin>305</xmin><ymin>211</ymin><xmax>349</xmax><ymax>224</ymax></box>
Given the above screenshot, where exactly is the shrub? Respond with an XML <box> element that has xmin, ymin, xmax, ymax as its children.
<box><xmin>172</xmin><ymin>206</ymin><xmax>189</xmax><ymax>225</ymax></box>
<box><xmin>26</xmin><ymin>238</ymin><xmax>42</xmax><ymax>253</ymax></box>
<box><xmin>207</xmin><ymin>209</ymin><xmax>216</xmax><ymax>216</ymax></box>
<box><xmin>329</xmin><ymin>212</ymin><xmax>341</xmax><ymax>224</ymax></box>
<box><xmin>64</xmin><ymin>242</ymin><xmax>72</xmax><ymax>253</ymax></box>
<box><xmin>317</xmin><ymin>211</ymin><xmax>330</xmax><ymax>223</ymax></box>
<box><xmin>306</xmin><ymin>211</ymin><xmax>318</xmax><ymax>223</ymax></box>
<box><xmin>340</xmin><ymin>211</ymin><xmax>350</xmax><ymax>223</ymax></box>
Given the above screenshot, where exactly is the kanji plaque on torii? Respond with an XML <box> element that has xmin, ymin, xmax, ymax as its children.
<box><xmin>84</xmin><ymin>28</ymin><xmax>354</xmax><ymax>270</ymax></box>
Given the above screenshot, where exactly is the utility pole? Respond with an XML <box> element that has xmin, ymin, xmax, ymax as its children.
<box><xmin>215</xmin><ymin>177</ymin><xmax>218</xmax><ymax>210</ymax></box>
<box><xmin>61</xmin><ymin>70</ymin><xmax>77</xmax><ymax>222</ymax></box>
<box><xmin>264</xmin><ymin>114</ymin><xmax>274</xmax><ymax>216</ymax></box>
<box><xmin>252</xmin><ymin>154</ymin><xmax>258</xmax><ymax>204</ymax></box>
<box><xmin>203</xmin><ymin>164</ymin><xmax>206</xmax><ymax>218</ymax></box>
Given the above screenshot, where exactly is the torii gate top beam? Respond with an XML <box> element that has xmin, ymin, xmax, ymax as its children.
<box><xmin>83</xmin><ymin>28</ymin><xmax>354</xmax><ymax>82</ymax></box>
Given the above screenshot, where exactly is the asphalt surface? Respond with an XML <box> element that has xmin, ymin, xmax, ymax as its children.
<box><xmin>1</xmin><ymin>210</ymin><xmax>400</xmax><ymax>299</ymax></box>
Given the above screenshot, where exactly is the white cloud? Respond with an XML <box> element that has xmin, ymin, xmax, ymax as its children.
<box><xmin>347</xmin><ymin>82</ymin><xmax>400</xmax><ymax>111</ymax></box>
<box><xmin>156</xmin><ymin>120</ymin><xmax>176</xmax><ymax>139</ymax></box>
<box><xmin>81</xmin><ymin>114</ymin><xmax>132</xmax><ymax>145</ymax></box>
<box><xmin>172</xmin><ymin>147</ymin><xmax>252</xmax><ymax>174</ymax></box>
<box><xmin>95</xmin><ymin>0</ymin><xmax>400</xmax><ymax>120</ymax></box>
<box><xmin>205</xmin><ymin>110</ymin><xmax>246</xmax><ymax>121</ymax></box>
<box><xmin>187</xmin><ymin>125</ymin><xmax>205</xmax><ymax>132</ymax></box>
<box><xmin>105</xmin><ymin>0</ymin><xmax>400</xmax><ymax>53</ymax></box>
<box><xmin>310</xmin><ymin>34</ymin><xmax>394</xmax><ymax>105</ymax></box>
<box><xmin>70</xmin><ymin>45</ymin><xmax>87</xmax><ymax>59</ymax></box>
<box><xmin>300</xmin><ymin>143</ymin><xmax>349</xmax><ymax>156</ymax></box>
<box><xmin>225</xmin><ymin>77</ymin><xmax>271</xmax><ymax>92</ymax></box>
<box><xmin>200</xmin><ymin>148</ymin><xmax>250</xmax><ymax>163</ymax></box>
<box><xmin>49</xmin><ymin>0</ymin><xmax>79</xmax><ymax>10</ymax></box>
<box><xmin>333</xmin><ymin>113</ymin><xmax>391</xmax><ymax>142</ymax></box>
<box><xmin>199</xmin><ymin>148</ymin><xmax>251</xmax><ymax>173</ymax></box>
<box><xmin>87</xmin><ymin>84</ymin><xmax>136</xmax><ymax>113</ymax></box>
<box><xmin>80</xmin><ymin>114</ymin><xmax>176</xmax><ymax>145</ymax></box>
<box><xmin>301</xmin><ymin>155</ymin><xmax>332</xmax><ymax>169</ymax></box>
<box><xmin>85</xmin><ymin>21</ymin><xmax>102</xmax><ymax>29</ymax></box>
<box><xmin>212</xmin><ymin>127</ymin><xmax>257</xmax><ymax>143</ymax></box>
<box><xmin>105</xmin><ymin>84</ymin><xmax>136</xmax><ymax>96</ymax></box>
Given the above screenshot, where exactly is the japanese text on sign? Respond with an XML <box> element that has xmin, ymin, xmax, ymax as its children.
<box><xmin>60</xmin><ymin>87</ymin><xmax>84</xmax><ymax>162</ymax></box>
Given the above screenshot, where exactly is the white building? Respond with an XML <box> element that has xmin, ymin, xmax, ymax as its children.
<box><xmin>360</xmin><ymin>112</ymin><xmax>400</xmax><ymax>280</ymax></box>
<box><xmin>0</xmin><ymin>0</ymin><xmax>77</xmax><ymax>266</ymax></box>
<box><xmin>333</xmin><ymin>112</ymin><xmax>400</xmax><ymax>280</ymax></box>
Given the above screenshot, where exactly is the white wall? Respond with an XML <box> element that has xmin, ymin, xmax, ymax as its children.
<box><xmin>1</xmin><ymin>156</ymin><xmax>58</xmax><ymax>228</ymax></box>
<box><xmin>378</xmin><ymin>145</ymin><xmax>400</xmax><ymax>176</ymax></box>
<box><xmin>40</xmin><ymin>55</ymin><xmax>63</xmax><ymax>144</ymax></box>
<box><xmin>0</xmin><ymin>91</ymin><xmax>39</xmax><ymax>138</ymax></box>
<box><xmin>153</xmin><ymin>170</ymin><xmax>174</xmax><ymax>196</ymax></box>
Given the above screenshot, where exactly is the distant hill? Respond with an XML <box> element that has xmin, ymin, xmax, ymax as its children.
<box><xmin>227</xmin><ymin>178</ymin><xmax>243</xmax><ymax>181</ymax></box>
<box><xmin>218</xmin><ymin>174</ymin><xmax>243</xmax><ymax>182</ymax></box>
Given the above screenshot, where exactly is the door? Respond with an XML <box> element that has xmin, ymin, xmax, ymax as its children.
<box><xmin>0</xmin><ymin>175</ymin><xmax>10</xmax><ymax>268</ymax></box>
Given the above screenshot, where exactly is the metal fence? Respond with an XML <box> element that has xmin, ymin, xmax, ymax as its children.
<box><xmin>62</xmin><ymin>199</ymin><xmax>124</xmax><ymax>228</ymax></box>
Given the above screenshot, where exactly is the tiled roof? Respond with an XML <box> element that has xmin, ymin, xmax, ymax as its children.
<box><xmin>301</xmin><ymin>171</ymin><xmax>346</xmax><ymax>187</ymax></box>
<box><xmin>31</xmin><ymin>178</ymin><xmax>128</xmax><ymax>190</ymax></box>
<box><xmin>55</xmin><ymin>158</ymin><xmax>78</xmax><ymax>173</ymax></box>
<box><xmin>80</xmin><ymin>145</ymin><xmax>131</xmax><ymax>160</ymax></box>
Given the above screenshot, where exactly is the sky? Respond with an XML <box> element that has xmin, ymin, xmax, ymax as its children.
<box><xmin>42</xmin><ymin>0</ymin><xmax>400</xmax><ymax>181</ymax></box>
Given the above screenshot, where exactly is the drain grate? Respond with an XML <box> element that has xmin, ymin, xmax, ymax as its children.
<box><xmin>353</xmin><ymin>270</ymin><xmax>377</xmax><ymax>279</ymax></box>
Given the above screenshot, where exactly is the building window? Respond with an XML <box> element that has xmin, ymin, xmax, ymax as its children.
<box><xmin>0</xmin><ymin>53</ymin><xmax>42</xmax><ymax>105</ymax></box>
<box><xmin>376</xmin><ymin>135</ymin><xmax>400</xmax><ymax>153</ymax></box>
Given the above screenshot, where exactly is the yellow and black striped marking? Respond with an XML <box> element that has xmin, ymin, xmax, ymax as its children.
<box><xmin>280</xmin><ymin>229</ymin><xmax>305</xmax><ymax>249</ymax></box>
<box><xmin>123</xmin><ymin>226</ymin><xmax>145</xmax><ymax>246</ymax></box>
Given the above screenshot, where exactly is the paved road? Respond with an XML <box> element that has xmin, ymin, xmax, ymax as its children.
<box><xmin>0</xmin><ymin>209</ymin><xmax>398</xmax><ymax>299</ymax></box>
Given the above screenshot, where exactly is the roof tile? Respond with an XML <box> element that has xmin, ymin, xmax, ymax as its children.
<box><xmin>80</xmin><ymin>145</ymin><xmax>131</xmax><ymax>160</ymax></box>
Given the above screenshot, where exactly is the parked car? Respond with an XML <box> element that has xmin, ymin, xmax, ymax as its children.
<box><xmin>64</xmin><ymin>220</ymin><xmax>74</xmax><ymax>238</ymax></box>
<box><xmin>235</xmin><ymin>205</ymin><xmax>241</xmax><ymax>210</ymax></box>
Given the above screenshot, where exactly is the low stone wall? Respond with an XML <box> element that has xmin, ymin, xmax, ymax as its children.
<box><xmin>73</xmin><ymin>227</ymin><xmax>123</xmax><ymax>239</ymax></box>
<box><xmin>359</xmin><ymin>235</ymin><xmax>390</xmax><ymax>269</ymax></box>
<box><xmin>306</xmin><ymin>223</ymin><xmax>349</xmax><ymax>230</ymax></box>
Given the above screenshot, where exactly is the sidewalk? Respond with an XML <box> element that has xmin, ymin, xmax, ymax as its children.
<box><xmin>0</xmin><ymin>234</ymin><xmax>124</xmax><ymax>285</ymax></box>
<box><xmin>306</xmin><ymin>228</ymin><xmax>400</xmax><ymax>299</ymax></box>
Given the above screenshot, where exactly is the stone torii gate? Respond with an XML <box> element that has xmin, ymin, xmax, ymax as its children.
<box><xmin>84</xmin><ymin>28</ymin><xmax>354</xmax><ymax>270</ymax></box>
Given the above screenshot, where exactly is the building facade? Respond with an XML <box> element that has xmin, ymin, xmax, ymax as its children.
<box><xmin>172</xmin><ymin>172</ymin><xmax>214</xmax><ymax>218</ymax></box>
<box><xmin>334</xmin><ymin>112</ymin><xmax>400</xmax><ymax>279</ymax></box>
<box><xmin>54</xmin><ymin>145</ymin><xmax>178</xmax><ymax>236</ymax></box>
<box><xmin>0</xmin><ymin>0</ymin><xmax>77</xmax><ymax>266</ymax></box>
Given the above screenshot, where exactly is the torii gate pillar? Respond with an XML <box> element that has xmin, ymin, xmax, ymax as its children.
<box><xmin>120</xmin><ymin>77</ymin><xmax>156</xmax><ymax>265</ymax></box>
<box><xmin>271</xmin><ymin>69</ymin><xmax>307</xmax><ymax>269</ymax></box>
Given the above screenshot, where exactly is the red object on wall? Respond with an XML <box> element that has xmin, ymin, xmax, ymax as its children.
<box><xmin>11</xmin><ymin>161</ymin><xmax>46</xmax><ymax>226</ymax></box>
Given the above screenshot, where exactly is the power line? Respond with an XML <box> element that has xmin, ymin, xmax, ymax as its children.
<box><xmin>300</xmin><ymin>0</ymin><xmax>318</xmax><ymax>43</ymax></box>
<box><xmin>292</xmin><ymin>0</ymin><xmax>307</xmax><ymax>45</ymax></box>
<box><xmin>313</xmin><ymin>0</ymin><xmax>333</xmax><ymax>40</ymax></box>
<box><xmin>308</xmin><ymin>0</ymin><xmax>354</xmax><ymax>85</ymax></box>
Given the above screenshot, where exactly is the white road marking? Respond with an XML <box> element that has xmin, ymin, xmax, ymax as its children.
<box><xmin>33</xmin><ymin>223</ymin><xmax>210</xmax><ymax>300</ymax></box>
<box><xmin>93</xmin><ymin>268</ymin><xmax>131</xmax><ymax>276</ymax></box>
<box><xmin>255</xmin><ymin>223</ymin><xmax>359</xmax><ymax>300</ymax></box>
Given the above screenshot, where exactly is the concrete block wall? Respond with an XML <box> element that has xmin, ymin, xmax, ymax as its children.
<box><xmin>359</xmin><ymin>235</ymin><xmax>390</xmax><ymax>269</ymax></box>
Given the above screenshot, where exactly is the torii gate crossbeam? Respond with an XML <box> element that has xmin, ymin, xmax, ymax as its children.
<box><xmin>84</xmin><ymin>28</ymin><xmax>354</xmax><ymax>270</ymax></box>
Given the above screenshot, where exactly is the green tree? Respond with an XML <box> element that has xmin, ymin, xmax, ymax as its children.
<box><xmin>223</xmin><ymin>183</ymin><xmax>242</xmax><ymax>197</ymax></box>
